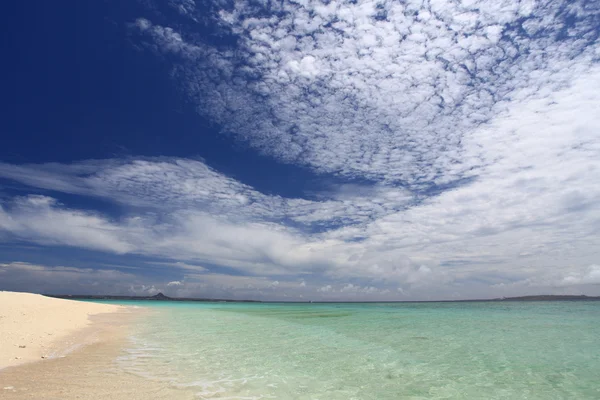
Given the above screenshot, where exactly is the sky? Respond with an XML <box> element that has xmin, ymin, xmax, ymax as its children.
<box><xmin>1</xmin><ymin>0</ymin><xmax>599</xmax><ymax>301</ymax></box>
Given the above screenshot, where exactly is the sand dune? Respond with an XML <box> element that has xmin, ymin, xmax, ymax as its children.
<box><xmin>0</xmin><ymin>291</ymin><xmax>121</xmax><ymax>369</ymax></box>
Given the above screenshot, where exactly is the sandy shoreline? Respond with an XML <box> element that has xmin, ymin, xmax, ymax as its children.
<box><xmin>0</xmin><ymin>291</ymin><xmax>123</xmax><ymax>369</ymax></box>
<box><xmin>0</xmin><ymin>291</ymin><xmax>195</xmax><ymax>399</ymax></box>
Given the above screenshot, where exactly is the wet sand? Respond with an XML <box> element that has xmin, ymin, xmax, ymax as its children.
<box><xmin>0</xmin><ymin>293</ymin><xmax>194</xmax><ymax>399</ymax></box>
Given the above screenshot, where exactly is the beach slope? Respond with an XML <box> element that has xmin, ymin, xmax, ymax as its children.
<box><xmin>0</xmin><ymin>291</ymin><xmax>121</xmax><ymax>369</ymax></box>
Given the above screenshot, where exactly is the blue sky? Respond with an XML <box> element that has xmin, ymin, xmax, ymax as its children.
<box><xmin>1</xmin><ymin>0</ymin><xmax>599</xmax><ymax>300</ymax></box>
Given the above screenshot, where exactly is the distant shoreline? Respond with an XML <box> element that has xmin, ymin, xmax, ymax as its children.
<box><xmin>45</xmin><ymin>293</ymin><xmax>600</xmax><ymax>303</ymax></box>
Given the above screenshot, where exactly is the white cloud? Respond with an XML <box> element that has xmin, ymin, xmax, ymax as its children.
<box><xmin>340</xmin><ymin>283</ymin><xmax>357</xmax><ymax>292</ymax></box>
<box><xmin>318</xmin><ymin>285</ymin><xmax>333</xmax><ymax>293</ymax></box>
<box><xmin>1</xmin><ymin>61</ymin><xmax>600</xmax><ymax>296</ymax></box>
<box><xmin>561</xmin><ymin>266</ymin><xmax>600</xmax><ymax>286</ymax></box>
<box><xmin>133</xmin><ymin>18</ymin><xmax>202</xmax><ymax>58</ymax></box>
<box><xmin>169</xmin><ymin>0</ymin><xmax>196</xmax><ymax>18</ymax></box>
<box><xmin>150</xmin><ymin>261</ymin><xmax>208</xmax><ymax>273</ymax></box>
<box><xmin>134</xmin><ymin>0</ymin><xmax>598</xmax><ymax>189</ymax></box>
<box><xmin>0</xmin><ymin>196</ymin><xmax>135</xmax><ymax>254</ymax></box>
<box><xmin>0</xmin><ymin>262</ymin><xmax>139</xmax><ymax>295</ymax></box>
<box><xmin>0</xmin><ymin>0</ymin><xmax>599</xmax><ymax>300</ymax></box>
<box><xmin>494</xmin><ymin>265</ymin><xmax>600</xmax><ymax>289</ymax></box>
<box><xmin>0</xmin><ymin>159</ymin><xmax>413</xmax><ymax>228</ymax></box>
<box><xmin>0</xmin><ymin>262</ymin><xmax>306</xmax><ymax>300</ymax></box>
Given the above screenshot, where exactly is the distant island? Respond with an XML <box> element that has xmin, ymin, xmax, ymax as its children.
<box><xmin>44</xmin><ymin>293</ymin><xmax>600</xmax><ymax>303</ymax></box>
<box><xmin>45</xmin><ymin>292</ymin><xmax>261</xmax><ymax>302</ymax></box>
<box><xmin>494</xmin><ymin>295</ymin><xmax>600</xmax><ymax>301</ymax></box>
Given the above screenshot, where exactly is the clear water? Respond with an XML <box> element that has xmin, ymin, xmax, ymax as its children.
<box><xmin>110</xmin><ymin>301</ymin><xmax>600</xmax><ymax>399</ymax></box>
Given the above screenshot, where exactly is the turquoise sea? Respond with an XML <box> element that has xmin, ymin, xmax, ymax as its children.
<box><xmin>107</xmin><ymin>301</ymin><xmax>599</xmax><ymax>399</ymax></box>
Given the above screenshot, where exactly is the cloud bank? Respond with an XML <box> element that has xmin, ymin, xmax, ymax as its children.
<box><xmin>1</xmin><ymin>0</ymin><xmax>599</xmax><ymax>299</ymax></box>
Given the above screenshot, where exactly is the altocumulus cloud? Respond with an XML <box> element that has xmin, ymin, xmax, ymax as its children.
<box><xmin>1</xmin><ymin>0</ymin><xmax>599</xmax><ymax>300</ymax></box>
<box><xmin>134</xmin><ymin>0</ymin><xmax>598</xmax><ymax>188</ymax></box>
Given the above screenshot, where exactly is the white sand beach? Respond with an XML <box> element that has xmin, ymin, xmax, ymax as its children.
<box><xmin>0</xmin><ymin>291</ymin><xmax>195</xmax><ymax>399</ymax></box>
<box><xmin>0</xmin><ymin>291</ymin><xmax>122</xmax><ymax>369</ymax></box>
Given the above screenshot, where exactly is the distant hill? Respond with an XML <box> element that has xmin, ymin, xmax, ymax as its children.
<box><xmin>495</xmin><ymin>295</ymin><xmax>600</xmax><ymax>301</ymax></box>
<box><xmin>45</xmin><ymin>292</ymin><xmax>261</xmax><ymax>302</ymax></box>
<box><xmin>44</xmin><ymin>293</ymin><xmax>600</xmax><ymax>303</ymax></box>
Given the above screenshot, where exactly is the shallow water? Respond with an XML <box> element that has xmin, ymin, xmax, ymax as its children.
<box><xmin>109</xmin><ymin>301</ymin><xmax>600</xmax><ymax>399</ymax></box>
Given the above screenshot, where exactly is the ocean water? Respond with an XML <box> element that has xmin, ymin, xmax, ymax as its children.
<box><xmin>110</xmin><ymin>301</ymin><xmax>599</xmax><ymax>399</ymax></box>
